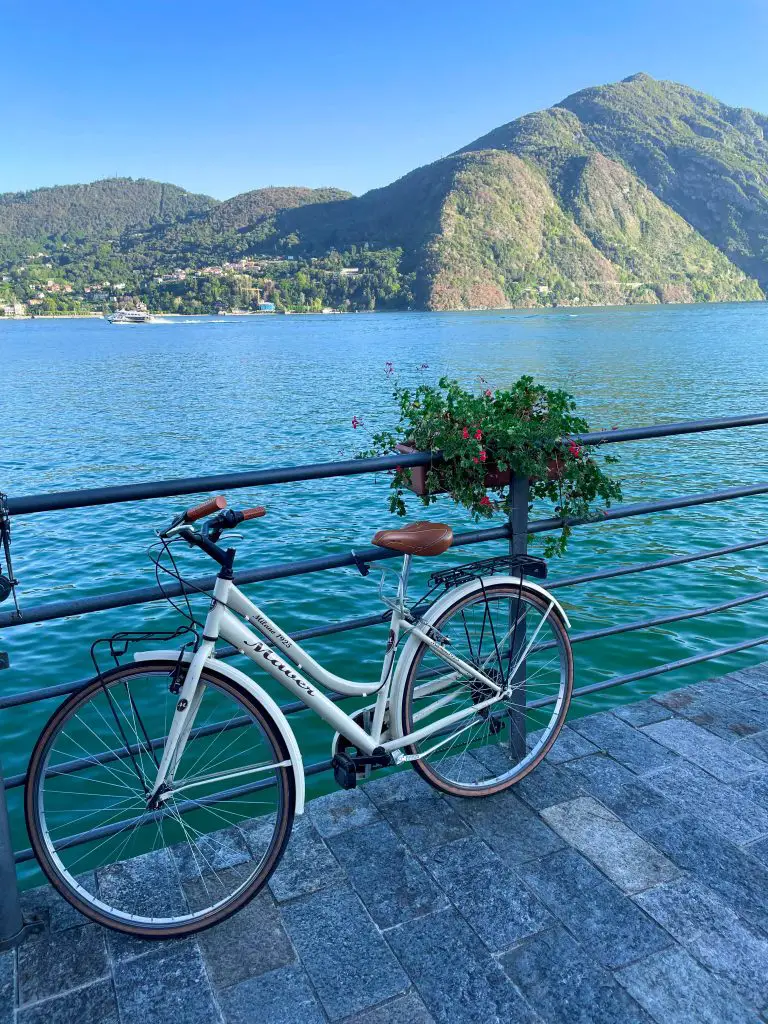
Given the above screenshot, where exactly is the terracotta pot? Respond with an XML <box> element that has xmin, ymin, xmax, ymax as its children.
<box><xmin>395</xmin><ymin>442</ymin><xmax>511</xmax><ymax>497</ymax></box>
<box><xmin>394</xmin><ymin>443</ymin><xmax>565</xmax><ymax>496</ymax></box>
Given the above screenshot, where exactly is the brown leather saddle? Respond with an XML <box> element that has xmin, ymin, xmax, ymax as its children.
<box><xmin>372</xmin><ymin>521</ymin><xmax>453</xmax><ymax>557</ymax></box>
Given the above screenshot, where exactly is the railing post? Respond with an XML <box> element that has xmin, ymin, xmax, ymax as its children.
<box><xmin>507</xmin><ymin>473</ymin><xmax>529</xmax><ymax>760</ymax></box>
<box><xmin>0</xmin><ymin>757</ymin><xmax>25</xmax><ymax>950</ymax></box>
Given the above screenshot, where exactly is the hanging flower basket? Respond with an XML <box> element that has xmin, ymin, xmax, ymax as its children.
<box><xmin>357</xmin><ymin>372</ymin><xmax>622</xmax><ymax>555</ymax></box>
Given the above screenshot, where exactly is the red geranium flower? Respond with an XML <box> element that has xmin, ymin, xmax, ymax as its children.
<box><xmin>480</xmin><ymin>496</ymin><xmax>492</xmax><ymax>507</ymax></box>
<box><xmin>351</xmin><ymin>415</ymin><xmax>363</xmax><ymax>429</ymax></box>
<box><xmin>462</xmin><ymin>427</ymin><xmax>470</xmax><ymax>439</ymax></box>
<box><xmin>568</xmin><ymin>441</ymin><xmax>581</xmax><ymax>458</ymax></box>
<box><xmin>479</xmin><ymin>450</ymin><xmax>487</xmax><ymax>462</ymax></box>
<box><xmin>474</xmin><ymin>429</ymin><xmax>483</xmax><ymax>441</ymax></box>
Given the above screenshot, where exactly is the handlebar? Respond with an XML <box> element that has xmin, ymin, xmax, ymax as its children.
<box><xmin>159</xmin><ymin>497</ymin><xmax>267</xmax><ymax>550</ymax></box>
<box><xmin>184</xmin><ymin>495</ymin><xmax>227</xmax><ymax>523</ymax></box>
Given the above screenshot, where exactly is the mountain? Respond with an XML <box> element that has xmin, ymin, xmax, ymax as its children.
<box><xmin>206</xmin><ymin>186</ymin><xmax>353</xmax><ymax>232</ymax></box>
<box><xmin>255</xmin><ymin>73</ymin><xmax>765</xmax><ymax>307</ymax></box>
<box><xmin>0</xmin><ymin>178</ymin><xmax>218</xmax><ymax>243</ymax></box>
<box><xmin>1</xmin><ymin>75</ymin><xmax>766</xmax><ymax>313</ymax></box>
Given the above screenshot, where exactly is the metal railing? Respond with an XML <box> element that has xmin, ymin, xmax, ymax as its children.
<box><xmin>2</xmin><ymin>411</ymin><xmax>768</xmax><ymax>948</ymax></box>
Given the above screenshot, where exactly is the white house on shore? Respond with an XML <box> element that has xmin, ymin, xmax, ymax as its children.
<box><xmin>2</xmin><ymin>303</ymin><xmax>26</xmax><ymax>317</ymax></box>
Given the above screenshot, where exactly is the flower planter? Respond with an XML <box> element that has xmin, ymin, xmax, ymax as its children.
<box><xmin>396</xmin><ymin>443</ymin><xmax>511</xmax><ymax>497</ymax></box>
<box><xmin>396</xmin><ymin>443</ymin><xmax>564</xmax><ymax>497</ymax></box>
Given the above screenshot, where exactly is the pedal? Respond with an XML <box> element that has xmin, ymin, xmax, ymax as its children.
<box><xmin>332</xmin><ymin>748</ymin><xmax>394</xmax><ymax>791</ymax></box>
<box><xmin>332</xmin><ymin>752</ymin><xmax>358</xmax><ymax>790</ymax></box>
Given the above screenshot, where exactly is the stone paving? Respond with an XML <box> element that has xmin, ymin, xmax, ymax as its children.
<box><xmin>5</xmin><ymin>666</ymin><xmax>768</xmax><ymax>1023</ymax></box>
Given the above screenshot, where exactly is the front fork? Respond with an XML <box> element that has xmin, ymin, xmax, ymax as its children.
<box><xmin>148</xmin><ymin>638</ymin><xmax>214</xmax><ymax>807</ymax></box>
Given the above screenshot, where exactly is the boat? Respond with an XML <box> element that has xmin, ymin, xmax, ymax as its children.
<box><xmin>106</xmin><ymin>309</ymin><xmax>155</xmax><ymax>324</ymax></box>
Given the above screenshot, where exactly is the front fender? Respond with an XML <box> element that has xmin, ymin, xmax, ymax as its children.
<box><xmin>134</xmin><ymin>650</ymin><xmax>305</xmax><ymax>814</ymax></box>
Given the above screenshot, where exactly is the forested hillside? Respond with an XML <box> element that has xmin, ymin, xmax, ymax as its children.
<box><xmin>1</xmin><ymin>74</ymin><xmax>766</xmax><ymax>314</ymax></box>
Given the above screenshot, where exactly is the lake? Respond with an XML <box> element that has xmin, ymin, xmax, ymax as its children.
<box><xmin>2</xmin><ymin>303</ymin><xmax>768</xmax><ymax>884</ymax></box>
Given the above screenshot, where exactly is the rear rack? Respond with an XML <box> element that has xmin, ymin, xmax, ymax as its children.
<box><xmin>429</xmin><ymin>554</ymin><xmax>547</xmax><ymax>589</ymax></box>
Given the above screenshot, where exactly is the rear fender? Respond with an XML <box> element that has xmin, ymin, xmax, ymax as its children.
<box><xmin>389</xmin><ymin>576</ymin><xmax>570</xmax><ymax>740</ymax></box>
<box><xmin>134</xmin><ymin>650</ymin><xmax>305</xmax><ymax>813</ymax></box>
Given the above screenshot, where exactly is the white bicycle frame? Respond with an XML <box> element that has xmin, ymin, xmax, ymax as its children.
<box><xmin>147</xmin><ymin>554</ymin><xmax>565</xmax><ymax>808</ymax></box>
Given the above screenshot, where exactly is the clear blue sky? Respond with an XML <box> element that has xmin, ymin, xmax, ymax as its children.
<box><xmin>3</xmin><ymin>0</ymin><xmax>767</xmax><ymax>200</ymax></box>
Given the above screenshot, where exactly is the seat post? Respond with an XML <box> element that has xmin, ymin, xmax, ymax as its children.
<box><xmin>398</xmin><ymin>554</ymin><xmax>413</xmax><ymax>606</ymax></box>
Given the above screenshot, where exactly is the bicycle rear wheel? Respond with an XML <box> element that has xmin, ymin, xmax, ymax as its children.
<box><xmin>399</xmin><ymin>580</ymin><xmax>573</xmax><ymax>796</ymax></box>
<box><xmin>26</xmin><ymin>661</ymin><xmax>295</xmax><ymax>939</ymax></box>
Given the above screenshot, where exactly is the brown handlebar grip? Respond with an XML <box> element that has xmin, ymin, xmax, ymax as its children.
<box><xmin>242</xmin><ymin>506</ymin><xmax>267</xmax><ymax>520</ymax></box>
<box><xmin>185</xmin><ymin>495</ymin><xmax>227</xmax><ymax>523</ymax></box>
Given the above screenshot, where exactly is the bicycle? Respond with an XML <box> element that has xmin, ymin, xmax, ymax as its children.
<box><xmin>25</xmin><ymin>495</ymin><xmax>573</xmax><ymax>939</ymax></box>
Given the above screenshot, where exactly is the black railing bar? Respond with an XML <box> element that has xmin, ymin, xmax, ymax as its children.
<box><xmin>528</xmin><ymin>481</ymin><xmax>768</xmax><ymax>536</ymax></box>
<box><xmin>5</xmin><ymin>516</ymin><xmax>766</xmax><ymax>708</ymax></box>
<box><xmin>535</xmin><ymin>587</ymin><xmax>768</xmax><ymax>653</ymax></box>
<box><xmin>8</xmin><ymin>414</ymin><xmax>768</xmax><ymax>518</ymax></box>
<box><xmin>12</xmin><ymin>581</ymin><xmax>768</xmax><ymax>787</ymax></box>
<box><xmin>548</xmin><ymin>536</ymin><xmax>768</xmax><ymax>591</ymax></box>
<box><xmin>6</xmin><ymin>478</ymin><xmax>768</xmax><ymax>633</ymax></box>
<box><xmin>13</xmin><ymin>754</ymin><xmax>336</xmax><ymax>865</ymax></box>
<box><xmin>0</xmin><ymin>526</ymin><xmax>510</xmax><ymax>630</ymax></box>
<box><xmin>0</xmin><ymin>611</ymin><xmax>391</xmax><ymax>711</ymax></box>
<box><xmin>574</xmin><ymin>414</ymin><xmax>768</xmax><ymax>445</ymax></box>
<box><xmin>528</xmin><ymin>633</ymin><xmax>768</xmax><ymax>709</ymax></box>
<box><xmin>6</xmin><ymin>452</ymin><xmax>434</xmax><ymax>517</ymax></box>
<box><xmin>4</xmin><ymin>680</ymin><xmax>345</xmax><ymax>789</ymax></box>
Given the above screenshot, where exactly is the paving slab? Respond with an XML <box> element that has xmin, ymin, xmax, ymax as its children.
<box><xmin>281</xmin><ymin>885</ymin><xmax>409</xmax><ymax>1021</ymax></box>
<box><xmin>642</xmin><ymin>717</ymin><xmax>767</xmax><ymax>782</ymax></box>
<box><xmin>501</xmin><ymin>925</ymin><xmax>653</xmax><ymax>1024</ymax></box>
<box><xmin>565</xmin><ymin>753</ymin><xmax>680</xmax><ymax>834</ymax></box>
<box><xmin>634</xmin><ymin>876</ymin><xmax>768</xmax><ymax>1010</ymax></box>
<box><xmin>637</xmin><ymin>813</ymin><xmax>768</xmax><ymax>934</ymax></box>
<box><xmin>0</xmin><ymin>951</ymin><xmax>14</xmax><ymax>1024</ymax></box>
<box><xmin>427</xmin><ymin>835</ymin><xmax>552</xmax><ymax>952</ymax></box>
<box><xmin>518</xmin><ymin>848</ymin><xmax>672</xmax><ymax>970</ymax></box>
<box><xmin>736</xmin><ymin>730</ymin><xmax>768</xmax><ymax>764</ymax></box>
<box><xmin>19</xmin><ymin>873</ymin><xmax>95</xmax><ymax>934</ymax></box>
<box><xmin>217</xmin><ymin>964</ymin><xmax>325</xmax><ymax>1024</ymax></box>
<box><xmin>267</xmin><ymin>815</ymin><xmax>345</xmax><ymax>902</ymax></box>
<box><xmin>308</xmin><ymin>787</ymin><xmax>381</xmax><ymax>838</ymax></box>
<box><xmin>364</xmin><ymin>770</ymin><xmax>471</xmax><ymax>856</ymax></box>
<box><xmin>616</xmin><ymin>946</ymin><xmax>758</xmax><ymax>1024</ymax></box>
<box><xmin>654</xmin><ymin>687</ymin><xmax>768</xmax><ymax>741</ymax></box>
<box><xmin>16</xmin><ymin>977</ymin><xmax>118</xmax><ymax>1024</ymax></box>
<box><xmin>541</xmin><ymin>725</ymin><xmax>599</xmax><ymax>763</ymax></box>
<box><xmin>570</xmin><ymin>712</ymin><xmax>679</xmax><ymax>774</ymax></box>
<box><xmin>447</xmin><ymin>784</ymin><xmax>565</xmax><ymax>866</ymax></box>
<box><xmin>746</xmin><ymin>836</ymin><xmax>768</xmax><ymax>867</ymax></box>
<box><xmin>16</xmin><ymin>923</ymin><xmax>109</xmax><ymax>1006</ymax></box>
<box><xmin>386</xmin><ymin>908</ymin><xmax>542</xmax><ymax>1024</ymax></box>
<box><xmin>514</xmin><ymin>758</ymin><xmax>587</xmax><ymax>811</ymax></box>
<box><xmin>540</xmin><ymin>796</ymin><xmax>678</xmax><ymax>893</ymax></box>
<box><xmin>737</xmin><ymin>770</ymin><xmax>768</xmax><ymax>811</ymax></box>
<box><xmin>612</xmin><ymin>699</ymin><xmax>673</xmax><ymax>728</ymax></box>
<box><xmin>644</xmin><ymin>760</ymin><xmax>768</xmax><ymax>844</ymax></box>
<box><xmin>112</xmin><ymin>942</ymin><xmax>220</xmax><ymax>1024</ymax></box>
<box><xmin>343</xmin><ymin>990</ymin><xmax>436</xmax><ymax>1024</ymax></box>
<box><xmin>327</xmin><ymin>818</ymin><xmax>448</xmax><ymax>929</ymax></box>
<box><xmin>186</xmin><ymin>882</ymin><xmax>295</xmax><ymax>990</ymax></box>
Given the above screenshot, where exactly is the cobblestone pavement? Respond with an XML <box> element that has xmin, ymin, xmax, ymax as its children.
<box><xmin>5</xmin><ymin>667</ymin><xmax>768</xmax><ymax>1023</ymax></box>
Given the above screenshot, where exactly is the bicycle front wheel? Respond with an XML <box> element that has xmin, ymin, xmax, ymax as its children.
<box><xmin>399</xmin><ymin>580</ymin><xmax>573</xmax><ymax>796</ymax></box>
<box><xmin>26</xmin><ymin>661</ymin><xmax>295</xmax><ymax>939</ymax></box>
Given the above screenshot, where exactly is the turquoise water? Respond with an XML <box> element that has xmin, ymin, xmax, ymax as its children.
<box><xmin>2</xmin><ymin>303</ymin><xmax>768</xmax><ymax>884</ymax></box>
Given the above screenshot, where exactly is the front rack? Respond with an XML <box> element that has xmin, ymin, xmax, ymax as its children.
<box><xmin>429</xmin><ymin>554</ymin><xmax>547</xmax><ymax>590</ymax></box>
